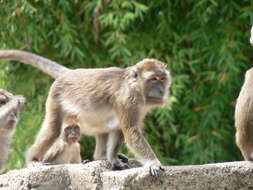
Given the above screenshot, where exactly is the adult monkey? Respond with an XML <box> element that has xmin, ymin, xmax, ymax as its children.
<box><xmin>0</xmin><ymin>50</ymin><xmax>171</xmax><ymax>176</ymax></box>
<box><xmin>235</xmin><ymin>26</ymin><xmax>253</xmax><ymax>160</ymax></box>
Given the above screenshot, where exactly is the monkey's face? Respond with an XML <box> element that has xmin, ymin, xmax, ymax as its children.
<box><xmin>133</xmin><ymin>59</ymin><xmax>171</xmax><ymax>106</ymax></box>
<box><xmin>144</xmin><ymin>71</ymin><xmax>169</xmax><ymax>105</ymax></box>
<box><xmin>64</xmin><ymin>124</ymin><xmax>81</xmax><ymax>144</ymax></box>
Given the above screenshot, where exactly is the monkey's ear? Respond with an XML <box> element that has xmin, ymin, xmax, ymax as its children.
<box><xmin>127</xmin><ymin>68</ymin><xmax>139</xmax><ymax>87</ymax></box>
<box><xmin>129</xmin><ymin>69</ymin><xmax>138</xmax><ymax>79</ymax></box>
<box><xmin>159</xmin><ymin>62</ymin><xmax>167</xmax><ymax>69</ymax></box>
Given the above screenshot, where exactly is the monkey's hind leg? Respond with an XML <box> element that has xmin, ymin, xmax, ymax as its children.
<box><xmin>236</xmin><ymin>130</ymin><xmax>253</xmax><ymax>161</ymax></box>
<box><xmin>107</xmin><ymin>130</ymin><xmax>130</xmax><ymax>171</ymax></box>
<box><xmin>26</xmin><ymin>93</ymin><xmax>62</xmax><ymax>163</ymax></box>
<box><xmin>94</xmin><ymin>134</ymin><xmax>108</xmax><ymax>160</ymax></box>
<box><xmin>117</xmin><ymin>153</ymin><xmax>129</xmax><ymax>163</ymax></box>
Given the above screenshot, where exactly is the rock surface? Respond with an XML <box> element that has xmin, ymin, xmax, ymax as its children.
<box><xmin>0</xmin><ymin>161</ymin><xmax>253</xmax><ymax>190</ymax></box>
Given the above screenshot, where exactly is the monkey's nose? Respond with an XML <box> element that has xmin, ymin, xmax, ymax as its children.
<box><xmin>157</xmin><ymin>85</ymin><xmax>165</xmax><ymax>95</ymax></box>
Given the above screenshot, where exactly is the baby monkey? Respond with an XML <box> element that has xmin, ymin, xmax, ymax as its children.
<box><xmin>42</xmin><ymin>123</ymin><xmax>81</xmax><ymax>164</ymax></box>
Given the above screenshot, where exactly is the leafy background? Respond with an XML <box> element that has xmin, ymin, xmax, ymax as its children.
<box><xmin>0</xmin><ymin>0</ymin><xmax>252</xmax><ymax>171</ymax></box>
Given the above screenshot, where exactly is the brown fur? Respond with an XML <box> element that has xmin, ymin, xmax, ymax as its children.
<box><xmin>235</xmin><ymin>68</ymin><xmax>253</xmax><ymax>160</ymax></box>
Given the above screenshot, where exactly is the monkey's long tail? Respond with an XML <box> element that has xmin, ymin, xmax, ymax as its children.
<box><xmin>0</xmin><ymin>50</ymin><xmax>70</xmax><ymax>79</ymax></box>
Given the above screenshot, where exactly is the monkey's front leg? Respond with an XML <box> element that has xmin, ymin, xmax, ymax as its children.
<box><xmin>125</xmin><ymin>127</ymin><xmax>164</xmax><ymax>176</ymax></box>
<box><xmin>117</xmin><ymin>105</ymin><xmax>164</xmax><ymax>176</ymax></box>
<box><xmin>107</xmin><ymin>130</ymin><xmax>130</xmax><ymax>170</ymax></box>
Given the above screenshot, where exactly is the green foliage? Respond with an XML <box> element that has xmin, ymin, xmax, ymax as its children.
<box><xmin>0</xmin><ymin>0</ymin><xmax>252</xmax><ymax>171</ymax></box>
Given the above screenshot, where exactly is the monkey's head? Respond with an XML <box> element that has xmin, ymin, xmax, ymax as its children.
<box><xmin>63</xmin><ymin>124</ymin><xmax>81</xmax><ymax>144</ymax></box>
<box><xmin>129</xmin><ymin>59</ymin><xmax>171</xmax><ymax>106</ymax></box>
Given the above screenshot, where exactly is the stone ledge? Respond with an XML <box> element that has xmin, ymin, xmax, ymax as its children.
<box><xmin>0</xmin><ymin>161</ymin><xmax>253</xmax><ymax>190</ymax></box>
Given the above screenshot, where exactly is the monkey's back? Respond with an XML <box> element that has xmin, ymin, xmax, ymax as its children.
<box><xmin>56</xmin><ymin>67</ymin><xmax>124</xmax><ymax>100</ymax></box>
<box><xmin>51</xmin><ymin>67</ymin><xmax>126</xmax><ymax>136</ymax></box>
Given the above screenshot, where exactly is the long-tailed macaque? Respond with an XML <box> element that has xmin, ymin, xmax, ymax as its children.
<box><xmin>42</xmin><ymin>123</ymin><xmax>81</xmax><ymax>164</ymax></box>
<box><xmin>235</xmin><ymin>68</ymin><xmax>253</xmax><ymax>160</ymax></box>
<box><xmin>234</xmin><ymin>26</ymin><xmax>253</xmax><ymax>160</ymax></box>
<box><xmin>0</xmin><ymin>89</ymin><xmax>26</xmax><ymax>169</ymax></box>
<box><xmin>0</xmin><ymin>50</ymin><xmax>171</xmax><ymax>176</ymax></box>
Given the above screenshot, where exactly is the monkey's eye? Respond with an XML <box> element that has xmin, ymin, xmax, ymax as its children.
<box><xmin>150</xmin><ymin>77</ymin><xmax>159</xmax><ymax>83</ymax></box>
<box><xmin>160</xmin><ymin>76</ymin><xmax>167</xmax><ymax>82</ymax></box>
<box><xmin>150</xmin><ymin>73</ymin><xmax>167</xmax><ymax>83</ymax></box>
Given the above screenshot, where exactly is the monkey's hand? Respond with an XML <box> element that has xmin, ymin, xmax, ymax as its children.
<box><xmin>82</xmin><ymin>159</ymin><xmax>90</xmax><ymax>164</ymax></box>
<box><xmin>144</xmin><ymin>160</ymin><xmax>165</xmax><ymax>177</ymax></box>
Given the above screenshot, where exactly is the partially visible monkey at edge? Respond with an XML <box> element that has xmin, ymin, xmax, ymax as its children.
<box><xmin>0</xmin><ymin>89</ymin><xmax>26</xmax><ymax>169</ymax></box>
<box><xmin>234</xmin><ymin>26</ymin><xmax>253</xmax><ymax>160</ymax></box>
<box><xmin>0</xmin><ymin>50</ymin><xmax>171</xmax><ymax>176</ymax></box>
<box><xmin>41</xmin><ymin>123</ymin><xmax>81</xmax><ymax>165</ymax></box>
<box><xmin>250</xmin><ymin>25</ymin><xmax>253</xmax><ymax>46</ymax></box>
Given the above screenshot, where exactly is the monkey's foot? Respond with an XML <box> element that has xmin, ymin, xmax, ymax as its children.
<box><xmin>117</xmin><ymin>153</ymin><xmax>129</xmax><ymax>163</ymax></box>
<box><xmin>82</xmin><ymin>159</ymin><xmax>90</xmax><ymax>164</ymax></box>
<box><xmin>42</xmin><ymin>162</ymin><xmax>53</xmax><ymax>166</ymax></box>
<box><xmin>111</xmin><ymin>160</ymin><xmax>130</xmax><ymax>171</ymax></box>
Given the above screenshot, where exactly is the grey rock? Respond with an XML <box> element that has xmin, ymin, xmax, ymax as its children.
<box><xmin>0</xmin><ymin>161</ymin><xmax>253</xmax><ymax>190</ymax></box>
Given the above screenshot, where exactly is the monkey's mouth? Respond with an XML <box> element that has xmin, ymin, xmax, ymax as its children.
<box><xmin>68</xmin><ymin>137</ymin><xmax>79</xmax><ymax>143</ymax></box>
<box><xmin>8</xmin><ymin>119</ymin><xmax>17</xmax><ymax>125</ymax></box>
<box><xmin>147</xmin><ymin>97</ymin><xmax>164</xmax><ymax>104</ymax></box>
